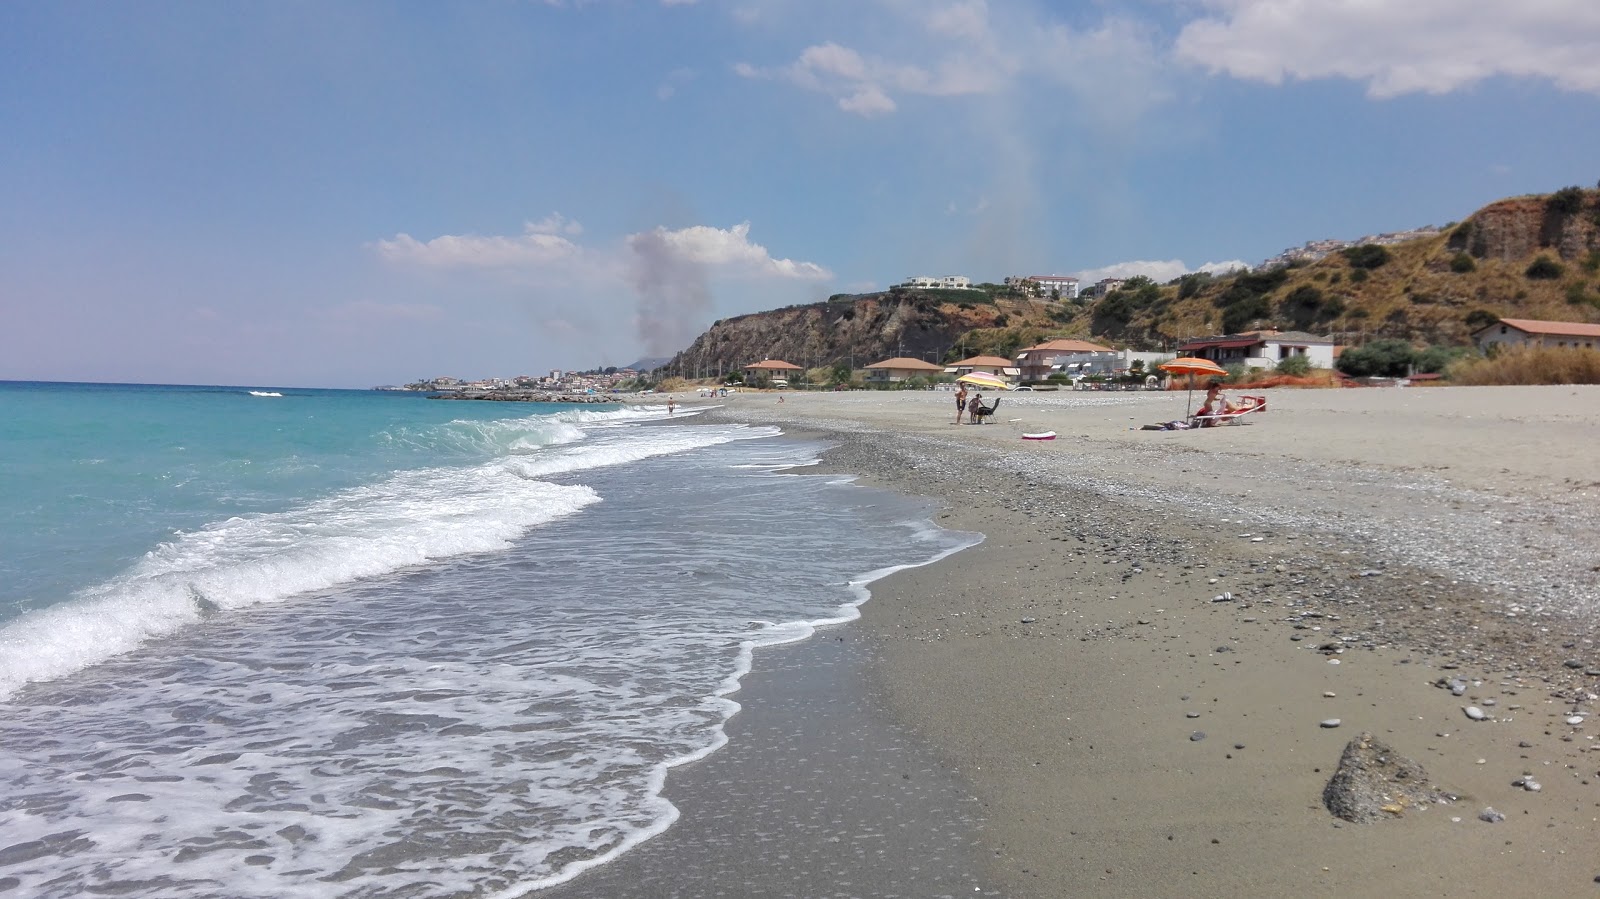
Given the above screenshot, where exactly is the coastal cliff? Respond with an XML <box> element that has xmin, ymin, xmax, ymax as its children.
<box><xmin>664</xmin><ymin>291</ymin><xmax>1072</xmax><ymax>378</ymax></box>
<box><xmin>662</xmin><ymin>187</ymin><xmax>1600</xmax><ymax>374</ymax></box>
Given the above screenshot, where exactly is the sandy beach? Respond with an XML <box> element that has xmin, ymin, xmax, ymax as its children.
<box><xmin>647</xmin><ymin>384</ymin><xmax>1600</xmax><ymax>897</ymax></box>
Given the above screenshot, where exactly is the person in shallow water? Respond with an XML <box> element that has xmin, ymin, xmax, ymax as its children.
<box><xmin>667</xmin><ymin>396</ymin><xmax>676</xmax><ymax>415</ymax></box>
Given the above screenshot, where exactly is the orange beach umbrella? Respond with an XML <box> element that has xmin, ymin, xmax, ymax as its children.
<box><xmin>1159</xmin><ymin>357</ymin><xmax>1228</xmax><ymax>415</ymax></box>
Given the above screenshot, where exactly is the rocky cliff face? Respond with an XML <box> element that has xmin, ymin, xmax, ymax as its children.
<box><xmin>664</xmin><ymin>291</ymin><xmax>1052</xmax><ymax>377</ymax></box>
<box><xmin>1450</xmin><ymin>193</ymin><xmax>1600</xmax><ymax>262</ymax></box>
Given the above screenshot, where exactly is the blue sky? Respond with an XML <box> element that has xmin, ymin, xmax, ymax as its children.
<box><xmin>4</xmin><ymin>1</ymin><xmax>1598</xmax><ymax>387</ymax></box>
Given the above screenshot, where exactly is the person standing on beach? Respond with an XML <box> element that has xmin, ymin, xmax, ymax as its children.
<box><xmin>954</xmin><ymin>384</ymin><xmax>968</xmax><ymax>424</ymax></box>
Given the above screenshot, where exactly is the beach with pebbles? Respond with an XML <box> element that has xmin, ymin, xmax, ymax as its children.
<box><xmin>690</xmin><ymin>384</ymin><xmax>1600</xmax><ymax>897</ymax></box>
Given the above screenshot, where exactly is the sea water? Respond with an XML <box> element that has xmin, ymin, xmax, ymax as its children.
<box><xmin>0</xmin><ymin>382</ymin><xmax>974</xmax><ymax>897</ymax></box>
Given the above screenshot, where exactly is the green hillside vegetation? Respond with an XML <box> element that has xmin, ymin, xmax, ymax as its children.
<box><xmin>662</xmin><ymin>187</ymin><xmax>1600</xmax><ymax>385</ymax></box>
<box><xmin>1060</xmin><ymin>187</ymin><xmax>1600</xmax><ymax>352</ymax></box>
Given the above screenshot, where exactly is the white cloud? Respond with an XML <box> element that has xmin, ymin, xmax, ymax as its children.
<box><xmin>1075</xmin><ymin>259</ymin><xmax>1249</xmax><ymax>283</ymax></box>
<box><xmin>370</xmin><ymin>217</ymin><xmax>586</xmax><ymax>268</ymax></box>
<box><xmin>734</xmin><ymin>4</ymin><xmax>1161</xmax><ymax>123</ymax></box>
<box><xmin>628</xmin><ymin>222</ymin><xmax>832</xmax><ymax>280</ymax></box>
<box><xmin>373</xmin><ymin>218</ymin><xmax>829</xmax><ymax>282</ymax></box>
<box><xmin>1174</xmin><ymin>0</ymin><xmax>1600</xmax><ymax>97</ymax></box>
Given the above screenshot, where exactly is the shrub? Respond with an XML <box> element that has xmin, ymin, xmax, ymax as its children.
<box><xmin>1337</xmin><ymin>338</ymin><xmax>1415</xmax><ymax>377</ymax></box>
<box><xmin>1584</xmin><ymin>250</ymin><xmax>1600</xmax><ymax>274</ymax></box>
<box><xmin>1177</xmin><ymin>272</ymin><xmax>1213</xmax><ymax>299</ymax></box>
<box><xmin>1450</xmin><ymin>253</ymin><xmax>1476</xmax><ymax>273</ymax></box>
<box><xmin>1221</xmin><ymin>295</ymin><xmax>1271</xmax><ymax>333</ymax></box>
<box><xmin>1349</xmin><ymin>268</ymin><xmax>1369</xmax><ymax>283</ymax></box>
<box><xmin>1448</xmin><ymin>346</ymin><xmax>1600</xmax><ymax>385</ymax></box>
<box><xmin>1464</xmin><ymin>309</ymin><xmax>1499</xmax><ymax>330</ymax></box>
<box><xmin>1275</xmin><ymin>355</ymin><xmax>1312</xmax><ymax>376</ymax></box>
<box><xmin>1549</xmin><ymin>186</ymin><xmax>1586</xmax><ymax>215</ymax></box>
<box><xmin>1342</xmin><ymin>244</ymin><xmax>1392</xmax><ymax>269</ymax></box>
<box><xmin>1413</xmin><ymin>345</ymin><xmax>1468</xmax><ymax>374</ymax></box>
<box><xmin>1329</xmin><ymin>272</ymin><xmax>1342</xmax><ymax>285</ymax></box>
<box><xmin>1526</xmin><ymin>256</ymin><xmax>1565</xmax><ymax>280</ymax></box>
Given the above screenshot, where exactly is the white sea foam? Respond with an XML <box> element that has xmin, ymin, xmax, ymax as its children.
<box><xmin>0</xmin><ymin>425</ymin><xmax>977</xmax><ymax>898</ymax></box>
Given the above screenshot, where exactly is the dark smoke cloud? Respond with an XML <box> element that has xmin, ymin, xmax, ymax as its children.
<box><xmin>627</xmin><ymin>229</ymin><xmax>712</xmax><ymax>358</ymax></box>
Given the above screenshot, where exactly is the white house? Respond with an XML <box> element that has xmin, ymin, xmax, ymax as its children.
<box><xmin>900</xmin><ymin>275</ymin><xmax>976</xmax><ymax>290</ymax></box>
<box><xmin>1176</xmin><ymin>330</ymin><xmax>1337</xmax><ymax>370</ymax></box>
<box><xmin>1472</xmin><ymin>317</ymin><xmax>1600</xmax><ymax>352</ymax></box>
<box><xmin>1004</xmin><ymin>275</ymin><xmax>1080</xmax><ymax>300</ymax></box>
<box><xmin>1013</xmin><ymin>338</ymin><xmax>1113</xmax><ymax>381</ymax></box>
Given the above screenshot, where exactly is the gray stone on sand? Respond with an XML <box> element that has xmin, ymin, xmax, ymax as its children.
<box><xmin>1322</xmin><ymin>731</ymin><xmax>1454</xmax><ymax>823</ymax></box>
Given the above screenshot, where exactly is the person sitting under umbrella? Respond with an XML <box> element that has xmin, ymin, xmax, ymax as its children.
<box><xmin>1195</xmin><ymin>381</ymin><xmax>1237</xmax><ymax>426</ymax></box>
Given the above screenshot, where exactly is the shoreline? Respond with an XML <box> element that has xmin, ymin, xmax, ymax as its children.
<box><xmin>693</xmin><ymin>386</ymin><xmax>1599</xmax><ymax>896</ymax></box>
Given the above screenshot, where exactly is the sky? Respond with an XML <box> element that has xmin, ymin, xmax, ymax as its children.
<box><xmin>3</xmin><ymin>1</ymin><xmax>1599</xmax><ymax>388</ymax></box>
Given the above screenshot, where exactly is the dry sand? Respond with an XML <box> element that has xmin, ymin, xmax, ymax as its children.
<box><xmin>691</xmin><ymin>384</ymin><xmax>1600</xmax><ymax>897</ymax></box>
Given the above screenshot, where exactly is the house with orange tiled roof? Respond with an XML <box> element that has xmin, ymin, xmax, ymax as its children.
<box><xmin>1472</xmin><ymin>318</ymin><xmax>1600</xmax><ymax>352</ymax></box>
<box><xmin>948</xmin><ymin>355</ymin><xmax>1018</xmax><ymax>381</ymax></box>
<box><xmin>1013</xmin><ymin>338</ymin><xmax>1114</xmax><ymax>381</ymax></box>
<box><xmin>742</xmin><ymin>359</ymin><xmax>803</xmax><ymax>387</ymax></box>
<box><xmin>864</xmin><ymin>356</ymin><xmax>946</xmax><ymax>383</ymax></box>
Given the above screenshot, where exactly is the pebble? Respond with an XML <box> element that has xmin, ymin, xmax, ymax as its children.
<box><xmin>1478</xmin><ymin>807</ymin><xmax>1505</xmax><ymax>823</ymax></box>
<box><xmin>1327</xmin><ymin>659</ymin><xmax>1340</xmax><ymax>665</ymax></box>
<box><xmin>1320</xmin><ymin>719</ymin><xmax>1342</xmax><ymax>728</ymax></box>
<box><xmin>1567</xmin><ymin>716</ymin><xmax>1585</xmax><ymax>726</ymax></box>
<box><xmin>1323</xmin><ymin>691</ymin><xmax>1336</xmax><ymax>698</ymax></box>
<box><xmin>1020</xmin><ymin>617</ymin><xmax>1036</xmax><ymax>624</ymax></box>
<box><xmin>1211</xmin><ymin>592</ymin><xmax>1233</xmax><ymax>602</ymax></box>
<box><xmin>1190</xmin><ymin>731</ymin><xmax>1206</xmax><ymax>742</ymax></box>
<box><xmin>1187</xmin><ymin>712</ymin><xmax>1201</xmax><ymax>718</ymax></box>
<box><xmin>1463</xmin><ymin>706</ymin><xmax>1487</xmax><ymax>721</ymax></box>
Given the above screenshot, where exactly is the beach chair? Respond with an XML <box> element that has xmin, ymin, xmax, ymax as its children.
<box><xmin>1192</xmin><ymin>395</ymin><xmax>1266</xmax><ymax>427</ymax></box>
<box><xmin>972</xmin><ymin>397</ymin><xmax>1000</xmax><ymax>423</ymax></box>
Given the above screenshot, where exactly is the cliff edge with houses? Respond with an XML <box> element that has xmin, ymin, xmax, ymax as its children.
<box><xmin>661</xmin><ymin>188</ymin><xmax>1600</xmax><ymax>378</ymax></box>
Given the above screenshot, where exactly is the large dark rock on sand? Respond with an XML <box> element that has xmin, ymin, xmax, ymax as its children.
<box><xmin>1323</xmin><ymin>732</ymin><xmax>1453</xmax><ymax>823</ymax></box>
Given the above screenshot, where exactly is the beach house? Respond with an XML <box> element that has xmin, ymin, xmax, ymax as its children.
<box><xmin>946</xmin><ymin>355</ymin><xmax>1019</xmax><ymax>382</ymax></box>
<box><xmin>1176</xmin><ymin>330</ymin><xmax>1336</xmax><ymax>370</ymax></box>
<box><xmin>742</xmin><ymin>359</ymin><xmax>803</xmax><ymax>387</ymax></box>
<box><xmin>1471</xmin><ymin>317</ymin><xmax>1600</xmax><ymax>352</ymax></box>
<box><xmin>863</xmin><ymin>357</ymin><xmax>946</xmax><ymax>383</ymax></box>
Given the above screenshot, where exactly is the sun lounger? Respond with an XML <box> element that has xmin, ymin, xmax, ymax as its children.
<box><xmin>1191</xmin><ymin>394</ymin><xmax>1266</xmax><ymax>427</ymax></box>
<box><xmin>971</xmin><ymin>398</ymin><xmax>1000</xmax><ymax>423</ymax></box>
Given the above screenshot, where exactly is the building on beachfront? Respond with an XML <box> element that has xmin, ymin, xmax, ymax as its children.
<box><xmin>863</xmin><ymin>357</ymin><xmax>947</xmax><ymax>384</ymax></box>
<box><xmin>1176</xmin><ymin>330</ymin><xmax>1337</xmax><ymax>370</ymax></box>
<box><xmin>1471</xmin><ymin>318</ymin><xmax>1600</xmax><ymax>352</ymax></box>
<box><xmin>899</xmin><ymin>275</ymin><xmax>977</xmax><ymax>290</ymax></box>
<box><xmin>742</xmin><ymin>359</ymin><xmax>803</xmax><ymax>386</ymax></box>
<box><xmin>946</xmin><ymin>355</ymin><xmax>1019</xmax><ymax>381</ymax></box>
<box><xmin>1013</xmin><ymin>339</ymin><xmax>1114</xmax><ymax>381</ymax></box>
<box><xmin>1005</xmin><ymin>275</ymin><xmax>1080</xmax><ymax>300</ymax></box>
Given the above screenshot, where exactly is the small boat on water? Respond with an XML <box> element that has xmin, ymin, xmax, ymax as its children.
<box><xmin>248</xmin><ymin>391</ymin><xmax>284</xmax><ymax>397</ymax></box>
<box><xmin>1021</xmin><ymin>431</ymin><xmax>1056</xmax><ymax>441</ymax></box>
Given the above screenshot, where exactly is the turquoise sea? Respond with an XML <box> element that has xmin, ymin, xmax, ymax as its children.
<box><xmin>0</xmin><ymin>381</ymin><xmax>973</xmax><ymax>897</ymax></box>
